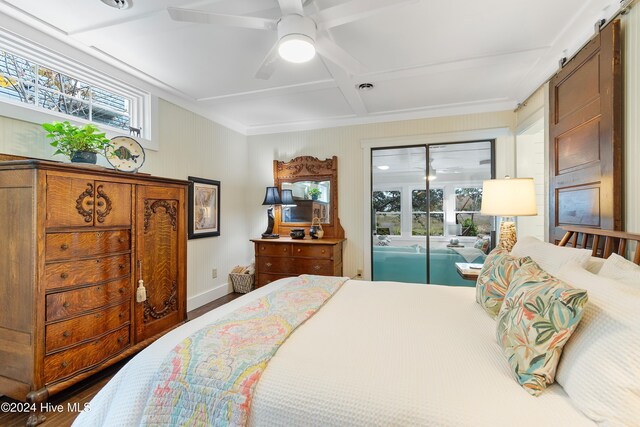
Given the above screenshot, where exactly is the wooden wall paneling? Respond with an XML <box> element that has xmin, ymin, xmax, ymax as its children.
<box><xmin>549</xmin><ymin>19</ymin><xmax>623</xmax><ymax>242</ymax></box>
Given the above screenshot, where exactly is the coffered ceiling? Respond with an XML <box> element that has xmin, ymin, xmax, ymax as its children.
<box><xmin>0</xmin><ymin>0</ymin><xmax>622</xmax><ymax>134</ymax></box>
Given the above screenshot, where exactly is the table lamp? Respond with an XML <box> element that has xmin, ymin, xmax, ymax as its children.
<box><xmin>480</xmin><ymin>177</ymin><xmax>536</xmax><ymax>252</ymax></box>
<box><xmin>280</xmin><ymin>189</ymin><xmax>296</xmax><ymax>223</ymax></box>
<box><xmin>261</xmin><ymin>186</ymin><xmax>282</xmax><ymax>239</ymax></box>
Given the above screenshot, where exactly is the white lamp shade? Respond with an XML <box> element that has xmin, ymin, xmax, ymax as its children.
<box><xmin>481</xmin><ymin>178</ymin><xmax>537</xmax><ymax>216</ymax></box>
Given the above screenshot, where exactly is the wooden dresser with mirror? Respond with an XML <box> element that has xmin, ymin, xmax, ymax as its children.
<box><xmin>251</xmin><ymin>156</ymin><xmax>346</xmax><ymax>287</ymax></box>
<box><xmin>0</xmin><ymin>156</ymin><xmax>187</xmax><ymax>423</ymax></box>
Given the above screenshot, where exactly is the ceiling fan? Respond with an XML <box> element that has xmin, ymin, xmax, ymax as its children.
<box><xmin>167</xmin><ymin>0</ymin><xmax>416</xmax><ymax>80</ymax></box>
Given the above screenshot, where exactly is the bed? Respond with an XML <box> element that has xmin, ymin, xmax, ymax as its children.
<box><xmin>73</xmin><ymin>227</ymin><xmax>639</xmax><ymax>426</ymax></box>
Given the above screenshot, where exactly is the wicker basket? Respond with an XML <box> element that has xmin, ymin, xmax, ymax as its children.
<box><xmin>229</xmin><ymin>273</ymin><xmax>254</xmax><ymax>294</ymax></box>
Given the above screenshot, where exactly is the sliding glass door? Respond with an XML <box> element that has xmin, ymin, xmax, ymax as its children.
<box><xmin>371</xmin><ymin>141</ymin><xmax>494</xmax><ymax>286</ymax></box>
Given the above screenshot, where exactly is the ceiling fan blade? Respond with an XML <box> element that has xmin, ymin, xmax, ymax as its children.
<box><xmin>316</xmin><ymin>37</ymin><xmax>365</xmax><ymax>75</ymax></box>
<box><xmin>277</xmin><ymin>0</ymin><xmax>304</xmax><ymax>15</ymax></box>
<box><xmin>167</xmin><ymin>7</ymin><xmax>277</xmax><ymax>31</ymax></box>
<box><xmin>315</xmin><ymin>0</ymin><xmax>418</xmax><ymax>31</ymax></box>
<box><xmin>255</xmin><ymin>43</ymin><xmax>281</xmax><ymax>80</ymax></box>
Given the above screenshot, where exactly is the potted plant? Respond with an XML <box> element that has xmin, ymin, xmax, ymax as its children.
<box><xmin>308</xmin><ymin>187</ymin><xmax>322</xmax><ymax>200</ymax></box>
<box><xmin>42</xmin><ymin>121</ymin><xmax>111</xmax><ymax>164</ymax></box>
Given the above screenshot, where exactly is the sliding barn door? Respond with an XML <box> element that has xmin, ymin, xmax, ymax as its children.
<box><xmin>549</xmin><ymin>19</ymin><xmax>623</xmax><ymax>243</ymax></box>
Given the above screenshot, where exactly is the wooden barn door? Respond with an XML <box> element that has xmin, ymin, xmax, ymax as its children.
<box><xmin>549</xmin><ymin>19</ymin><xmax>623</xmax><ymax>243</ymax></box>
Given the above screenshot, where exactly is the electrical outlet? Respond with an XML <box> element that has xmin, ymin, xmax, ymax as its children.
<box><xmin>356</xmin><ymin>269</ymin><xmax>363</xmax><ymax>277</ymax></box>
<box><xmin>211</xmin><ymin>268</ymin><xmax>217</xmax><ymax>279</ymax></box>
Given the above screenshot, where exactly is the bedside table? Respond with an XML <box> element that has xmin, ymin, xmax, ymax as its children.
<box><xmin>455</xmin><ymin>262</ymin><xmax>483</xmax><ymax>281</ymax></box>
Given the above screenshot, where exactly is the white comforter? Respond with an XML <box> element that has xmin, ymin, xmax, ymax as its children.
<box><xmin>74</xmin><ymin>279</ymin><xmax>594</xmax><ymax>426</ymax></box>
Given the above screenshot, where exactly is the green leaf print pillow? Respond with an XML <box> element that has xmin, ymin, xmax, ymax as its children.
<box><xmin>496</xmin><ymin>258</ymin><xmax>588</xmax><ymax>396</ymax></box>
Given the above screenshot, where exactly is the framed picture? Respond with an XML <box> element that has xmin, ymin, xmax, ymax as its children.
<box><xmin>188</xmin><ymin>176</ymin><xmax>220</xmax><ymax>239</ymax></box>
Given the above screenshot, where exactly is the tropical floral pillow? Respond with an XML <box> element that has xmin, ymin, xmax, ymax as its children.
<box><xmin>475</xmin><ymin>248</ymin><xmax>527</xmax><ymax>318</ymax></box>
<box><xmin>496</xmin><ymin>259</ymin><xmax>589</xmax><ymax>396</ymax></box>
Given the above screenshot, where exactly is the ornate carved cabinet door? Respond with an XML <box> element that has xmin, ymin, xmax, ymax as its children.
<box><xmin>94</xmin><ymin>181</ymin><xmax>132</xmax><ymax>227</ymax></box>
<box><xmin>46</xmin><ymin>175</ymin><xmax>96</xmax><ymax>228</ymax></box>
<box><xmin>134</xmin><ymin>185</ymin><xmax>186</xmax><ymax>343</ymax></box>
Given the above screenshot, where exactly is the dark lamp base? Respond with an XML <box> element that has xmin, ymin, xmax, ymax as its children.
<box><xmin>261</xmin><ymin>233</ymin><xmax>280</xmax><ymax>239</ymax></box>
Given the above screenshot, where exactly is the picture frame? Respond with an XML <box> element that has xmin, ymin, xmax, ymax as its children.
<box><xmin>188</xmin><ymin>176</ymin><xmax>220</xmax><ymax>239</ymax></box>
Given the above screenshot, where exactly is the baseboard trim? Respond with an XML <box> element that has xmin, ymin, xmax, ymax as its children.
<box><xmin>187</xmin><ymin>282</ymin><xmax>231</xmax><ymax>312</ymax></box>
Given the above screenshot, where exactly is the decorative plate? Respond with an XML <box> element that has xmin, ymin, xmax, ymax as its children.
<box><xmin>106</xmin><ymin>136</ymin><xmax>145</xmax><ymax>172</ymax></box>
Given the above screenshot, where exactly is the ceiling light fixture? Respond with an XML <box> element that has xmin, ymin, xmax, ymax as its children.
<box><xmin>278</xmin><ymin>34</ymin><xmax>316</xmax><ymax>63</ymax></box>
<box><xmin>100</xmin><ymin>0</ymin><xmax>131</xmax><ymax>9</ymax></box>
<box><xmin>277</xmin><ymin>15</ymin><xmax>316</xmax><ymax>64</ymax></box>
<box><xmin>377</xmin><ymin>165</ymin><xmax>390</xmax><ymax>170</ymax></box>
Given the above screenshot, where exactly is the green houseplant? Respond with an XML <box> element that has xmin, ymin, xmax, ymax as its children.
<box><xmin>308</xmin><ymin>187</ymin><xmax>322</xmax><ymax>200</ymax></box>
<box><xmin>42</xmin><ymin>121</ymin><xmax>111</xmax><ymax>164</ymax></box>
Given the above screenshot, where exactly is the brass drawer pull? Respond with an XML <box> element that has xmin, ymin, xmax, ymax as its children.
<box><xmin>119</xmin><ymin>264</ymin><xmax>126</xmax><ymax>270</ymax></box>
<box><xmin>62</xmin><ymin>331</ymin><xmax>70</xmax><ymax>337</ymax></box>
<box><xmin>297</xmin><ymin>249</ymin><xmax>301</xmax><ymax>253</ymax></box>
<box><xmin>283</xmin><ymin>248</ymin><xmax>287</xmax><ymax>252</ymax></box>
<box><xmin>117</xmin><ymin>337</ymin><xmax>124</xmax><ymax>344</ymax></box>
<box><xmin>63</xmin><ymin>301</ymin><xmax>70</xmax><ymax>308</ymax></box>
<box><xmin>313</xmin><ymin>265</ymin><xmax>321</xmax><ymax>271</ymax></box>
<box><xmin>265</xmin><ymin>262</ymin><xmax>272</xmax><ymax>268</ymax></box>
<box><xmin>95</xmin><ymin>313</ymin><xmax>102</xmax><ymax>318</ymax></box>
<box><xmin>96</xmin><ymin>259</ymin><xmax>101</xmax><ymax>263</ymax></box>
<box><xmin>118</xmin><ymin>237</ymin><xmax>125</xmax><ymax>244</ymax></box>
<box><xmin>260</xmin><ymin>246</ymin><xmax>265</xmax><ymax>251</ymax></box>
<box><xmin>60</xmin><ymin>272</ymin><xmax>69</xmax><ymax>279</ymax></box>
<box><xmin>119</xmin><ymin>288</ymin><xmax>125</xmax><ymax>294</ymax></box>
<box><xmin>321</xmin><ymin>249</ymin><xmax>326</xmax><ymax>254</ymax></box>
<box><xmin>119</xmin><ymin>312</ymin><xmax>125</xmax><ymax>319</ymax></box>
<box><xmin>60</xmin><ymin>243</ymin><xmax>69</xmax><ymax>250</ymax></box>
<box><xmin>61</xmin><ymin>361</ymin><xmax>69</xmax><ymax>368</ymax></box>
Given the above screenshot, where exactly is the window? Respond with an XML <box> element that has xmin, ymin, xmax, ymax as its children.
<box><xmin>454</xmin><ymin>187</ymin><xmax>491</xmax><ymax>236</ymax></box>
<box><xmin>0</xmin><ymin>44</ymin><xmax>147</xmax><ymax>136</ymax></box>
<box><xmin>412</xmin><ymin>188</ymin><xmax>444</xmax><ymax>236</ymax></box>
<box><xmin>373</xmin><ymin>190</ymin><xmax>401</xmax><ymax>236</ymax></box>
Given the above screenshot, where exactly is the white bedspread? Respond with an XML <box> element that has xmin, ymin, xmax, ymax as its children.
<box><xmin>74</xmin><ymin>279</ymin><xmax>594</xmax><ymax>427</ymax></box>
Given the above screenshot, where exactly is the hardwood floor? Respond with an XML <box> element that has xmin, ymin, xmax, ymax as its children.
<box><xmin>0</xmin><ymin>292</ymin><xmax>244</xmax><ymax>427</ymax></box>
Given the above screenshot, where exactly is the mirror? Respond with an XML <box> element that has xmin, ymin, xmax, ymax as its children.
<box><xmin>281</xmin><ymin>180</ymin><xmax>331</xmax><ymax>224</ymax></box>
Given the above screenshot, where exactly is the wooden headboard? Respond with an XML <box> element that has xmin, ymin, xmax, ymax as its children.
<box><xmin>558</xmin><ymin>226</ymin><xmax>640</xmax><ymax>265</ymax></box>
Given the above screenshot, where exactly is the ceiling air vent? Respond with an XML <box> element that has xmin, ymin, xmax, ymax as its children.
<box><xmin>100</xmin><ymin>0</ymin><xmax>131</xmax><ymax>9</ymax></box>
<box><xmin>357</xmin><ymin>83</ymin><xmax>374</xmax><ymax>91</ymax></box>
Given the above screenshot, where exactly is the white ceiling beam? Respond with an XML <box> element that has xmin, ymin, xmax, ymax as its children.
<box><xmin>357</xmin><ymin>47</ymin><xmax>550</xmax><ymax>83</ymax></box>
<box><xmin>197</xmin><ymin>79</ymin><xmax>338</xmax><ymax>104</ymax></box>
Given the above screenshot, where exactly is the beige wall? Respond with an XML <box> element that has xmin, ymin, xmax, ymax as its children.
<box><xmin>0</xmin><ymin>100</ymin><xmax>251</xmax><ymax>310</ymax></box>
<box><xmin>247</xmin><ymin>111</ymin><xmax>516</xmax><ymax>279</ymax></box>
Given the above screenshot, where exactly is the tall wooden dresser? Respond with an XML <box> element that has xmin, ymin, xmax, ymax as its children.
<box><xmin>0</xmin><ymin>158</ymin><xmax>187</xmax><ymax>424</ymax></box>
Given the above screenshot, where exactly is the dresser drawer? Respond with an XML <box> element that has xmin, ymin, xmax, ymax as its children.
<box><xmin>291</xmin><ymin>259</ymin><xmax>334</xmax><ymax>275</ymax></box>
<box><xmin>291</xmin><ymin>244</ymin><xmax>333</xmax><ymax>258</ymax></box>
<box><xmin>257</xmin><ymin>257</ymin><xmax>293</xmax><ymax>274</ymax></box>
<box><xmin>46</xmin><ymin>302</ymin><xmax>130</xmax><ymax>353</ymax></box>
<box><xmin>44</xmin><ymin>326</ymin><xmax>129</xmax><ymax>384</ymax></box>
<box><xmin>46</xmin><ymin>230</ymin><xmax>130</xmax><ymax>261</ymax></box>
<box><xmin>256</xmin><ymin>273</ymin><xmax>293</xmax><ymax>288</ymax></box>
<box><xmin>46</xmin><ymin>278</ymin><xmax>130</xmax><ymax>322</ymax></box>
<box><xmin>256</xmin><ymin>243</ymin><xmax>291</xmax><ymax>257</ymax></box>
<box><xmin>45</xmin><ymin>254</ymin><xmax>130</xmax><ymax>290</ymax></box>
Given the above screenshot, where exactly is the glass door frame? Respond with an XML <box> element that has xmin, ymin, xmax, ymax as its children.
<box><xmin>370</xmin><ymin>139</ymin><xmax>497</xmax><ymax>283</ymax></box>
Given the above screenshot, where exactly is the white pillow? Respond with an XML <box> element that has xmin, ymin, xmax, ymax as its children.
<box><xmin>585</xmin><ymin>256</ymin><xmax>606</xmax><ymax>274</ymax></box>
<box><xmin>555</xmin><ymin>261</ymin><xmax>640</xmax><ymax>426</ymax></box>
<box><xmin>510</xmin><ymin>236</ymin><xmax>592</xmax><ymax>275</ymax></box>
<box><xmin>599</xmin><ymin>253</ymin><xmax>640</xmax><ymax>285</ymax></box>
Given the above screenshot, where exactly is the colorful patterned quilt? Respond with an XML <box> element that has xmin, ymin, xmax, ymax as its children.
<box><xmin>140</xmin><ymin>274</ymin><xmax>347</xmax><ymax>426</ymax></box>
